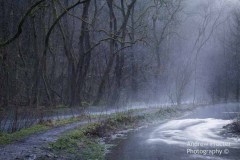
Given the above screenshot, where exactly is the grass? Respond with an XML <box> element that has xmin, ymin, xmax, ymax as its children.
<box><xmin>0</xmin><ymin>116</ymin><xmax>87</xmax><ymax>145</ymax></box>
<box><xmin>55</xmin><ymin>104</ymin><xmax>69</xmax><ymax>109</ymax></box>
<box><xmin>49</xmin><ymin>113</ymin><xmax>142</xmax><ymax>159</ymax></box>
<box><xmin>48</xmin><ymin>107</ymin><xmax>186</xmax><ymax>159</ymax></box>
<box><xmin>0</xmin><ymin>105</ymin><xmax>193</xmax><ymax>151</ymax></box>
<box><xmin>0</xmin><ymin>105</ymin><xmax>194</xmax><ymax>159</ymax></box>
<box><xmin>53</xmin><ymin>116</ymin><xmax>84</xmax><ymax>126</ymax></box>
<box><xmin>0</xmin><ymin>124</ymin><xmax>50</xmax><ymax>145</ymax></box>
<box><xmin>0</xmin><ymin>112</ymin><xmax>106</xmax><ymax>146</ymax></box>
<box><xmin>50</xmin><ymin>123</ymin><xmax>105</xmax><ymax>160</ymax></box>
<box><xmin>155</xmin><ymin>107</ymin><xmax>177</xmax><ymax>117</ymax></box>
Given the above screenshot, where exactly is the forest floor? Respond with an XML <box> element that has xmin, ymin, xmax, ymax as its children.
<box><xmin>0</xmin><ymin>106</ymin><xmax>194</xmax><ymax>160</ymax></box>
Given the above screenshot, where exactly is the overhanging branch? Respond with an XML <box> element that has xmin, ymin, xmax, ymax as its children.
<box><xmin>0</xmin><ymin>0</ymin><xmax>46</xmax><ymax>48</ymax></box>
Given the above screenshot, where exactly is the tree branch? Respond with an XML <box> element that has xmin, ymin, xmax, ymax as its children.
<box><xmin>0</xmin><ymin>0</ymin><xmax>46</xmax><ymax>48</ymax></box>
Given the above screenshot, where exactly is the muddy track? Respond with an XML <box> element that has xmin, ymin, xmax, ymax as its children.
<box><xmin>0</xmin><ymin>107</ymin><xmax>193</xmax><ymax>160</ymax></box>
<box><xmin>0</xmin><ymin>107</ymin><xmax>156</xmax><ymax>160</ymax></box>
<box><xmin>0</xmin><ymin>120</ymin><xmax>96</xmax><ymax>160</ymax></box>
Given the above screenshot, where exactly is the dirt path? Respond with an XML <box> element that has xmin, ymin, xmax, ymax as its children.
<box><xmin>0</xmin><ymin>107</ymin><xmax>154</xmax><ymax>160</ymax></box>
<box><xmin>0</xmin><ymin>106</ymin><xmax>194</xmax><ymax>160</ymax></box>
<box><xmin>0</xmin><ymin>120</ymin><xmax>95</xmax><ymax>160</ymax></box>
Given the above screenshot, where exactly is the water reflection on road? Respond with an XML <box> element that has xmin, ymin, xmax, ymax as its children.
<box><xmin>107</xmin><ymin>103</ymin><xmax>240</xmax><ymax>160</ymax></box>
<box><xmin>147</xmin><ymin>118</ymin><xmax>238</xmax><ymax>147</ymax></box>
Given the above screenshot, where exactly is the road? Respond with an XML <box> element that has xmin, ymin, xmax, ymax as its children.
<box><xmin>0</xmin><ymin>120</ymin><xmax>95</xmax><ymax>160</ymax></box>
<box><xmin>106</xmin><ymin>103</ymin><xmax>240</xmax><ymax>160</ymax></box>
<box><xmin>0</xmin><ymin>105</ymin><xmax>165</xmax><ymax>160</ymax></box>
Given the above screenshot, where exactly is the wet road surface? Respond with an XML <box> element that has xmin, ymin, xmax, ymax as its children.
<box><xmin>107</xmin><ymin>103</ymin><xmax>240</xmax><ymax>160</ymax></box>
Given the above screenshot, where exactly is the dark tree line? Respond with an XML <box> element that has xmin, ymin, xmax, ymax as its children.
<box><xmin>0</xmin><ymin>0</ymin><xmax>184</xmax><ymax>109</ymax></box>
<box><xmin>208</xmin><ymin>9</ymin><xmax>240</xmax><ymax>103</ymax></box>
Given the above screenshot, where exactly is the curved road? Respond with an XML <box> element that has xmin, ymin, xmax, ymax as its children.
<box><xmin>107</xmin><ymin>103</ymin><xmax>240</xmax><ymax>160</ymax></box>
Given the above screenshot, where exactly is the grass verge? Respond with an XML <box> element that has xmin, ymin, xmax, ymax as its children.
<box><xmin>0</xmin><ymin>124</ymin><xmax>50</xmax><ymax>145</ymax></box>
<box><xmin>48</xmin><ymin>106</ymin><xmax>193</xmax><ymax>160</ymax></box>
<box><xmin>49</xmin><ymin>123</ymin><xmax>105</xmax><ymax>160</ymax></box>
<box><xmin>0</xmin><ymin>115</ymin><xmax>88</xmax><ymax>145</ymax></box>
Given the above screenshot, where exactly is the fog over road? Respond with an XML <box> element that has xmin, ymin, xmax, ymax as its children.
<box><xmin>107</xmin><ymin>103</ymin><xmax>240</xmax><ymax>160</ymax></box>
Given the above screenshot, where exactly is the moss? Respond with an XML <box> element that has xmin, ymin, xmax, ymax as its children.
<box><xmin>0</xmin><ymin>124</ymin><xmax>50</xmax><ymax>145</ymax></box>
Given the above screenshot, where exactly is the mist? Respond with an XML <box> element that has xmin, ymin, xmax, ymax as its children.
<box><xmin>0</xmin><ymin>0</ymin><xmax>239</xmax><ymax>107</ymax></box>
<box><xmin>0</xmin><ymin>0</ymin><xmax>240</xmax><ymax>159</ymax></box>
